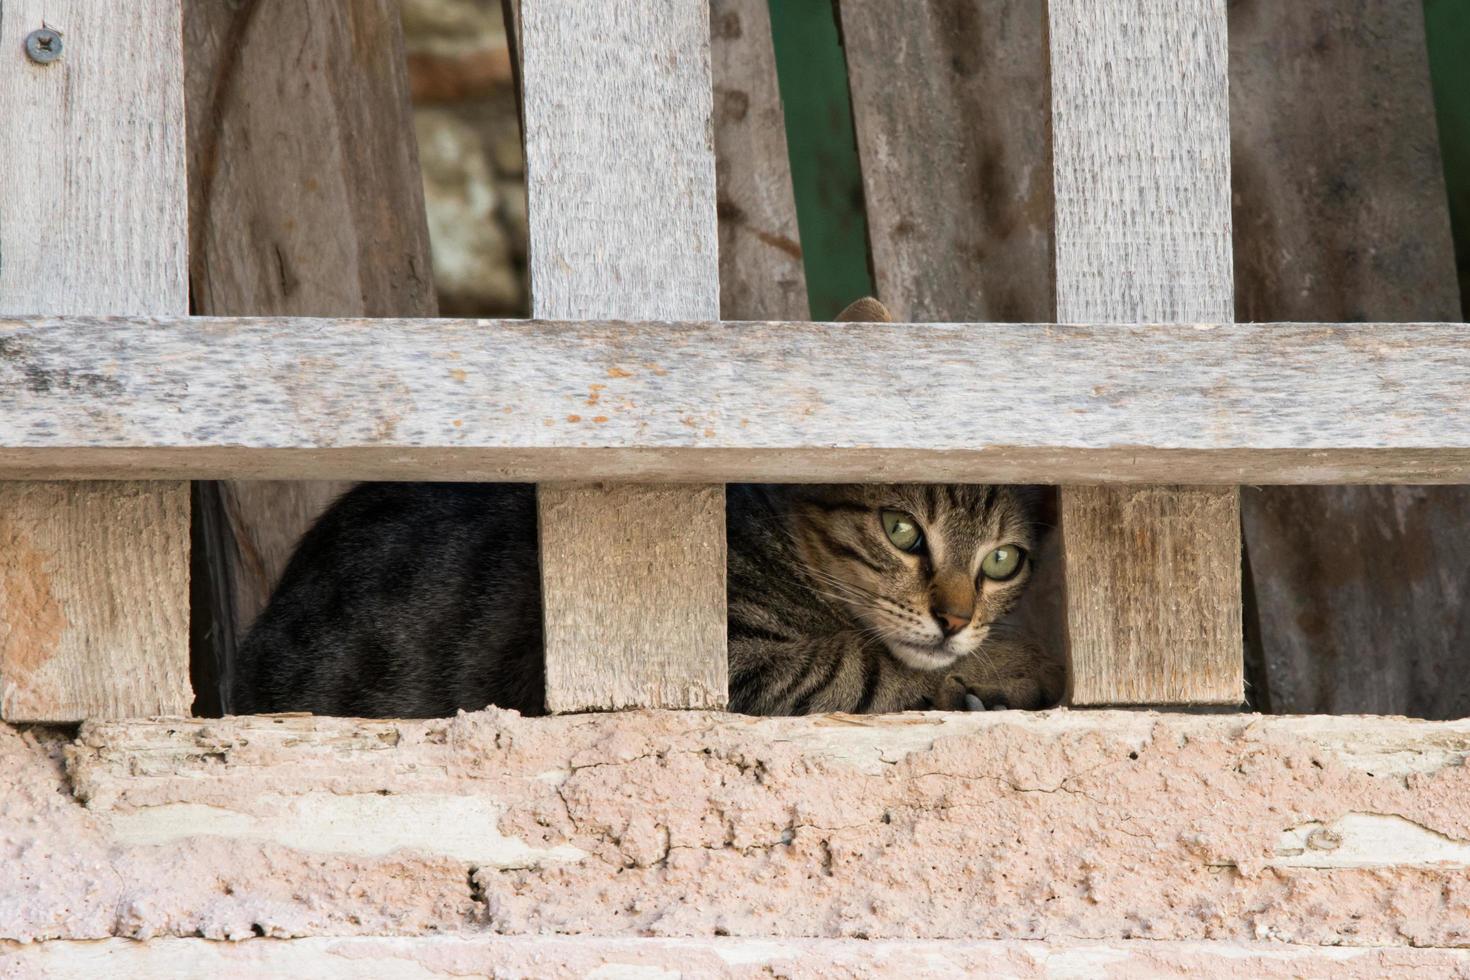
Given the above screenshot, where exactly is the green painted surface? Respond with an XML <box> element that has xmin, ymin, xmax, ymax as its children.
<box><xmin>1425</xmin><ymin>0</ymin><xmax>1470</xmax><ymax>318</ymax></box>
<box><xmin>767</xmin><ymin>0</ymin><xmax>873</xmax><ymax>319</ymax></box>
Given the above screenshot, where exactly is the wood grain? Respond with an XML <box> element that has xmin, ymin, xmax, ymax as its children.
<box><xmin>1229</xmin><ymin>0</ymin><xmax>1468</xmax><ymax>717</ymax></box>
<box><xmin>3</xmin><ymin>316</ymin><xmax>1470</xmax><ymax>484</ymax></box>
<box><xmin>711</xmin><ymin>0</ymin><xmax>808</xmax><ymax>322</ymax></box>
<box><xmin>519</xmin><ymin>2</ymin><xmax>719</xmax><ymax>323</ymax></box>
<box><xmin>1048</xmin><ymin>0</ymin><xmax>1242</xmax><ymax>705</ymax></box>
<box><xmin>838</xmin><ymin>0</ymin><xmax>1065</xmax><ymax>678</ymax></box>
<box><xmin>517</xmin><ymin>0</ymin><xmax>725</xmax><ymax>711</ymax></box>
<box><xmin>539</xmin><ymin>484</ymin><xmax>726</xmax><ymax>712</ymax></box>
<box><xmin>839</xmin><ymin>0</ymin><xmax>1053</xmax><ymax>324</ymax></box>
<box><xmin>0</xmin><ymin>484</ymin><xmax>190</xmax><ymax>720</ymax></box>
<box><xmin>0</xmin><ymin>0</ymin><xmax>191</xmax><ymax>720</ymax></box>
<box><xmin>1062</xmin><ymin>487</ymin><xmax>1241</xmax><ymax>704</ymax></box>
<box><xmin>182</xmin><ymin>0</ymin><xmax>437</xmax><ymax>711</ymax></box>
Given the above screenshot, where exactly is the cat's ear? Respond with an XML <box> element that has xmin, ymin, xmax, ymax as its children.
<box><xmin>834</xmin><ymin>296</ymin><xmax>893</xmax><ymax>323</ymax></box>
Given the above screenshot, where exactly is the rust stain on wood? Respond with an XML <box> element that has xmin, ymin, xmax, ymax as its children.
<box><xmin>0</xmin><ymin>515</ymin><xmax>68</xmax><ymax>702</ymax></box>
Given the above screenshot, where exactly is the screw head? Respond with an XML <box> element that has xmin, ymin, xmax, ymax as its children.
<box><xmin>24</xmin><ymin>28</ymin><xmax>62</xmax><ymax>65</ymax></box>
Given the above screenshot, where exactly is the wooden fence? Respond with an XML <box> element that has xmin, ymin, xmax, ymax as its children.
<box><xmin>5</xmin><ymin>0</ymin><xmax>1470</xmax><ymax>972</ymax></box>
<box><xmin>2</xmin><ymin>0</ymin><xmax>1463</xmax><ymax>721</ymax></box>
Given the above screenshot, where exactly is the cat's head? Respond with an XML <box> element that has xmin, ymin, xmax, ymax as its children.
<box><xmin>784</xmin><ymin>297</ymin><xmax>1038</xmax><ymax>671</ymax></box>
<box><xmin>787</xmin><ymin>482</ymin><xmax>1038</xmax><ymax>671</ymax></box>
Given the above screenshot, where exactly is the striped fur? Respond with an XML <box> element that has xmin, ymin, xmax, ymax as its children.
<box><xmin>727</xmin><ymin>483</ymin><xmax>1061</xmax><ymax>714</ymax></box>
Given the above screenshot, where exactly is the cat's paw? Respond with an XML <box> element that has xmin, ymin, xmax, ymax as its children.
<box><xmin>933</xmin><ymin>635</ymin><xmax>1065</xmax><ymax>711</ymax></box>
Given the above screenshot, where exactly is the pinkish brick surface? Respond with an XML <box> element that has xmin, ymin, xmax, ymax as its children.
<box><xmin>2</xmin><ymin>709</ymin><xmax>1470</xmax><ymax>949</ymax></box>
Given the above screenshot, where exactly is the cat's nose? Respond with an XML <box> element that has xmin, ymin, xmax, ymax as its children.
<box><xmin>933</xmin><ymin>609</ymin><xmax>970</xmax><ymax>637</ymax></box>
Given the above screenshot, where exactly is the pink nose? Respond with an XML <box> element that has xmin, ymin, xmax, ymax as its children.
<box><xmin>934</xmin><ymin>611</ymin><xmax>969</xmax><ymax>637</ymax></box>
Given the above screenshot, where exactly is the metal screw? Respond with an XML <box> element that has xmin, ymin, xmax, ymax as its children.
<box><xmin>24</xmin><ymin>28</ymin><xmax>63</xmax><ymax>65</ymax></box>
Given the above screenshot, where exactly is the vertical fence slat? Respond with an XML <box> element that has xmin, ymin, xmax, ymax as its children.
<box><xmin>183</xmin><ymin>1</ymin><xmax>437</xmax><ymax>713</ymax></box>
<box><xmin>518</xmin><ymin>0</ymin><xmax>726</xmax><ymax>712</ymax></box>
<box><xmin>1048</xmin><ymin>0</ymin><xmax>1243</xmax><ymax>705</ymax></box>
<box><xmin>838</xmin><ymin>0</ymin><xmax>1067</xmax><ymax>667</ymax></box>
<box><xmin>840</xmin><ymin>0</ymin><xmax>1053</xmax><ymax>325</ymax></box>
<box><xmin>711</xmin><ymin>0</ymin><xmax>808</xmax><ymax>322</ymax></box>
<box><xmin>0</xmin><ymin>0</ymin><xmax>191</xmax><ymax>720</ymax></box>
<box><xmin>1229</xmin><ymin>0</ymin><xmax>1467</xmax><ymax>717</ymax></box>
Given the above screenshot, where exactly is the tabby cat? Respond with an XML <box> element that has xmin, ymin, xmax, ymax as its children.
<box><xmin>231</xmin><ymin>299</ymin><xmax>1063</xmax><ymax>718</ymax></box>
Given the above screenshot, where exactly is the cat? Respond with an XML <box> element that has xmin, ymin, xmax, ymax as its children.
<box><xmin>231</xmin><ymin>299</ymin><xmax>1064</xmax><ymax>718</ymax></box>
<box><xmin>726</xmin><ymin>481</ymin><xmax>1061</xmax><ymax>714</ymax></box>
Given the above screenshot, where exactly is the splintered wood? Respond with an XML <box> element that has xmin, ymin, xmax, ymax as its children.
<box><xmin>0</xmin><ymin>0</ymin><xmax>191</xmax><ymax>720</ymax></box>
<box><xmin>1048</xmin><ymin>0</ymin><xmax>1243</xmax><ymax>705</ymax></box>
<box><xmin>517</xmin><ymin>0</ymin><xmax>726</xmax><ymax>711</ymax></box>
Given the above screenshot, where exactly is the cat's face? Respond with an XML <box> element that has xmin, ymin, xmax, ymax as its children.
<box><xmin>788</xmin><ymin>484</ymin><xmax>1037</xmax><ymax>671</ymax></box>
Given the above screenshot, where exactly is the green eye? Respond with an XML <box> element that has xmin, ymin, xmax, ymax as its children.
<box><xmin>981</xmin><ymin>545</ymin><xmax>1026</xmax><ymax>581</ymax></box>
<box><xmin>881</xmin><ymin>510</ymin><xmax>923</xmax><ymax>553</ymax></box>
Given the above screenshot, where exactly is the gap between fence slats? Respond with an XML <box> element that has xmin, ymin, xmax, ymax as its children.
<box><xmin>183</xmin><ymin>0</ymin><xmax>437</xmax><ymax>716</ymax></box>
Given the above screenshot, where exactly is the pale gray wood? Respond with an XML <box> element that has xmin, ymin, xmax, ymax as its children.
<box><xmin>540</xmin><ymin>484</ymin><xmax>726</xmax><ymax>712</ymax></box>
<box><xmin>1048</xmin><ymin>0</ymin><xmax>1242</xmax><ymax>705</ymax></box>
<box><xmin>520</xmin><ymin>1</ymin><xmax>719</xmax><ymax>322</ymax></box>
<box><xmin>183</xmin><ymin>0</ymin><xmax>437</xmax><ymax>711</ymax></box>
<box><xmin>517</xmin><ymin>0</ymin><xmax>725</xmax><ymax>711</ymax></box>
<box><xmin>4</xmin><ymin>316</ymin><xmax>1470</xmax><ymax>485</ymax></box>
<box><xmin>1050</xmin><ymin>0</ymin><xmax>1234</xmax><ymax>325</ymax></box>
<box><xmin>1229</xmin><ymin>0</ymin><xmax>1468</xmax><ymax>718</ymax></box>
<box><xmin>0</xmin><ymin>0</ymin><xmax>191</xmax><ymax>720</ymax></box>
<box><xmin>712</xmin><ymin>0</ymin><xmax>809</xmax><ymax>321</ymax></box>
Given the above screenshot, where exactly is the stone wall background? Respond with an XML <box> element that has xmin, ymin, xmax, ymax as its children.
<box><xmin>400</xmin><ymin>0</ymin><xmax>528</xmax><ymax>317</ymax></box>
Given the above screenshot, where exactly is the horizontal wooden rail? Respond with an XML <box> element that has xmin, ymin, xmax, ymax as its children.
<box><xmin>3</xmin><ymin>314</ymin><xmax>1469</xmax><ymax>483</ymax></box>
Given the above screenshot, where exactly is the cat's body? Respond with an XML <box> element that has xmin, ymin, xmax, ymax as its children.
<box><xmin>232</xmin><ymin>483</ymin><xmax>546</xmax><ymax>717</ymax></box>
<box><xmin>233</xmin><ymin>481</ymin><xmax>1063</xmax><ymax>718</ymax></box>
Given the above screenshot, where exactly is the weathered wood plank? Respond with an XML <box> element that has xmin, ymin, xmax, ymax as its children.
<box><xmin>519</xmin><ymin>3</ymin><xmax>719</xmax><ymax>322</ymax></box>
<box><xmin>1062</xmin><ymin>487</ymin><xmax>1242</xmax><ymax>704</ymax></box>
<box><xmin>839</xmin><ymin>0</ymin><xmax>1053</xmax><ymax>324</ymax></box>
<box><xmin>539</xmin><ymin>484</ymin><xmax>726</xmax><ymax>712</ymax></box>
<box><xmin>182</xmin><ymin>0</ymin><xmax>437</xmax><ymax>713</ymax></box>
<box><xmin>0</xmin><ymin>0</ymin><xmax>191</xmax><ymax>720</ymax></box>
<box><xmin>1048</xmin><ymin>0</ymin><xmax>1242</xmax><ymax>705</ymax></box>
<box><xmin>3</xmin><ymin>315</ymin><xmax>1470</xmax><ymax>484</ymax></box>
<box><xmin>517</xmin><ymin>0</ymin><xmax>725</xmax><ymax>711</ymax></box>
<box><xmin>838</xmin><ymin>0</ymin><xmax>1065</xmax><ymax>680</ymax></box>
<box><xmin>711</xmin><ymin>0</ymin><xmax>809</xmax><ymax>322</ymax></box>
<box><xmin>1229</xmin><ymin>0</ymin><xmax>1469</xmax><ymax>718</ymax></box>
<box><xmin>0</xmin><ymin>484</ymin><xmax>189</xmax><ymax>720</ymax></box>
